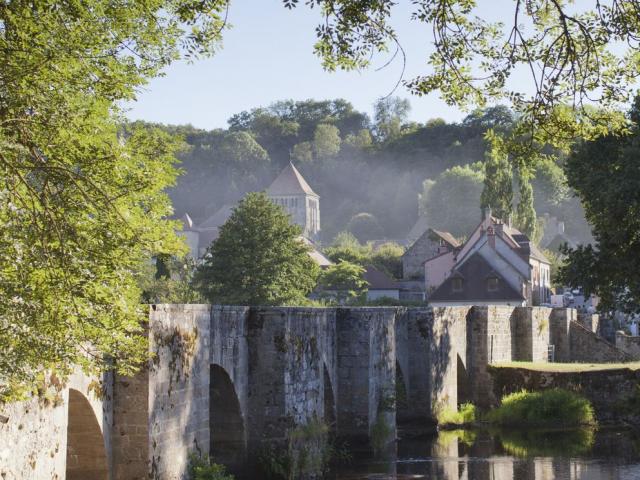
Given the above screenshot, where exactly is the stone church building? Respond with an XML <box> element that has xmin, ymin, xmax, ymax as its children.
<box><xmin>181</xmin><ymin>162</ymin><xmax>323</xmax><ymax>259</ymax></box>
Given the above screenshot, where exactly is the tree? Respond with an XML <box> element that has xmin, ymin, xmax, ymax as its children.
<box><xmin>515</xmin><ymin>169</ymin><xmax>538</xmax><ymax>241</ymax></box>
<box><xmin>371</xmin><ymin>243</ymin><xmax>404</xmax><ymax>279</ymax></box>
<box><xmin>559</xmin><ymin>98</ymin><xmax>640</xmax><ymax>313</ymax></box>
<box><xmin>194</xmin><ymin>192</ymin><xmax>319</xmax><ymax>305</ymax></box>
<box><xmin>1</xmin><ymin>0</ymin><xmax>229</xmax><ymax>399</ymax></box>
<box><xmin>481</xmin><ymin>133</ymin><xmax>513</xmax><ymax>221</ymax></box>
<box><xmin>219</xmin><ymin>131</ymin><xmax>270</xmax><ymax>191</ymax></box>
<box><xmin>347</xmin><ymin>212</ymin><xmax>383</xmax><ymax>241</ymax></box>
<box><xmin>323</xmin><ymin>232</ymin><xmax>373</xmax><ymax>265</ymax></box>
<box><xmin>139</xmin><ymin>257</ymin><xmax>203</xmax><ymax>305</ymax></box>
<box><xmin>421</xmin><ymin>164</ymin><xmax>485</xmax><ymax>237</ymax></box>
<box><xmin>287</xmin><ymin>0</ymin><xmax>636</xmax><ymax>145</ymax></box>
<box><xmin>291</xmin><ymin>142</ymin><xmax>314</xmax><ymax>163</ymax></box>
<box><xmin>313</xmin><ymin>123</ymin><xmax>342</xmax><ymax>159</ymax></box>
<box><xmin>373</xmin><ymin>97</ymin><xmax>411</xmax><ymax>142</ymax></box>
<box><xmin>344</xmin><ymin>129</ymin><xmax>373</xmax><ymax>150</ymax></box>
<box><xmin>317</xmin><ymin>261</ymin><xmax>368</xmax><ymax>304</ymax></box>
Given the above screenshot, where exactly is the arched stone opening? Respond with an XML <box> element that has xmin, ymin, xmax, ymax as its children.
<box><xmin>210</xmin><ymin>364</ymin><xmax>245</xmax><ymax>472</ymax></box>
<box><xmin>66</xmin><ymin>388</ymin><xmax>108</xmax><ymax>480</ymax></box>
<box><xmin>323</xmin><ymin>364</ymin><xmax>337</xmax><ymax>435</ymax></box>
<box><xmin>456</xmin><ymin>354</ymin><xmax>470</xmax><ymax>406</ymax></box>
<box><xmin>395</xmin><ymin>361</ymin><xmax>410</xmax><ymax>425</ymax></box>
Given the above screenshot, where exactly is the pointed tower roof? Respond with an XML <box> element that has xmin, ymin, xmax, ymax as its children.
<box><xmin>181</xmin><ymin>212</ymin><xmax>193</xmax><ymax>229</ymax></box>
<box><xmin>266</xmin><ymin>162</ymin><xmax>318</xmax><ymax>197</ymax></box>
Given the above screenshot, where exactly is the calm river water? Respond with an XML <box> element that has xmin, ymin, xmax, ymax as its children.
<box><xmin>332</xmin><ymin>427</ymin><xmax>640</xmax><ymax>480</ymax></box>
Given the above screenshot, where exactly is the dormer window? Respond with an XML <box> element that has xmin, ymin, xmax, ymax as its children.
<box><xmin>487</xmin><ymin>277</ymin><xmax>499</xmax><ymax>292</ymax></box>
<box><xmin>452</xmin><ymin>277</ymin><xmax>463</xmax><ymax>292</ymax></box>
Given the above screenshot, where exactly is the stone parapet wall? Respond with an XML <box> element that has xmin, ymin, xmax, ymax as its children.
<box><xmin>577</xmin><ymin>313</ymin><xmax>600</xmax><ymax>334</ymax></box>
<box><xmin>569</xmin><ymin>321</ymin><xmax>631</xmax><ymax>363</ymax></box>
<box><xmin>615</xmin><ymin>331</ymin><xmax>640</xmax><ymax>360</ymax></box>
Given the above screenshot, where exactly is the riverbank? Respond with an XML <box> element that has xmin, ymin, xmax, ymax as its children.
<box><xmin>488</xmin><ymin>362</ymin><xmax>640</xmax><ymax>426</ymax></box>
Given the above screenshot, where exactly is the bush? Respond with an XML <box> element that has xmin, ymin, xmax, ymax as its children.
<box><xmin>436</xmin><ymin>402</ymin><xmax>477</xmax><ymax>426</ymax></box>
<box><xmin>486</xmin><ymin>388</ymin><xmax>596</xmax><ymax>427</ymax></box>
<box><xmin>187</xmin><ymin>454</ymin><xmax>234</xmax><ymax>480</ymax></box>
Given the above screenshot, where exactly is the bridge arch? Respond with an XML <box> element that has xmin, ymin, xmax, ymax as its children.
<box><xmin>323</xmin><ymin>363</ymin><xmax>337</xmax><ymax>434</ymax></box>
<box><xmin>456</xmin><ymin>354</ymin><xmax>470</xmax><ymax>405</ymax></box>
<box><xmin>210</xmin><ymin>364</ymin><xmax>246</xmax><ymax>471</ymax></box>
<box><xmin>66</xmin><ymin>388</ymin><xmax>108</xmax><ymax>480</ymax></box>
<box><xmin>395</xmin><ymin>360</ymin><xmax>410</xmax><ymax>424</ymax></box>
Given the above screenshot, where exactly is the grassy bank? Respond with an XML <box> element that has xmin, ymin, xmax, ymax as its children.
<box><xmin>492</xmin><ymin>361</ymin><xmax>640</xmax><ymax>372</ymax></box>
<box><xmin>437</xmin><ymin>389</ymin><xmax>596</xmax><ymax>429</ymax></box>
<box><xmin>486</xmin><ymin>389</ymin><xmax>596</xmax><ymax>427</ymax></box>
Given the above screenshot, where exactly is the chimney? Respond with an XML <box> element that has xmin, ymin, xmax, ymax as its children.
<box><xmin>482</xmin><ymin>206</ymin><xmax>492</xmax><ymax>229</ymax></box>
<box><xmin>487</xmin><ymin>225</ymin><xmax>496</xmax><ymax>249</ymax></box>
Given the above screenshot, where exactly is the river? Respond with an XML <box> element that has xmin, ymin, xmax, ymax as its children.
<box><xmin>332</xmin><ymin>427</ymin><xmax>640</xmax><ymax>479</ymax></box>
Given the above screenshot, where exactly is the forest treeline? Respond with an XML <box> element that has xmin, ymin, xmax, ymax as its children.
<box><xmin>142</xmin><ymin>98</ymin><xmax>592</xmax><ymax>245</ymax></box>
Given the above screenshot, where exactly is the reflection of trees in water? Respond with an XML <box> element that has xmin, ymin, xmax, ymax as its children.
<box><xmin>496</xmin><ymin>427</ymin><xmax>596</xmax><ymax>458</ymax></box>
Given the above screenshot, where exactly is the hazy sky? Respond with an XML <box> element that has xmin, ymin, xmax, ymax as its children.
<box><xmin>125</xmin><ymin>1</ymin><xmax>508</xmax><ymax>129</ymax></box>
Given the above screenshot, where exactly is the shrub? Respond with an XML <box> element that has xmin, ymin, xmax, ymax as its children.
<box><xmin>436</xmin><ymin>402</ymin><xmax>477</xmax><ymax>426</ymax></box>
<box><xmin>187</xmin><ymin>454</ymin><xmax>234</xmax><ymax>480</ymax></box>
<box><xmin>486</xmin><ymin>388</ymin><xmax>596</xmax><ymax>427</ymax></box>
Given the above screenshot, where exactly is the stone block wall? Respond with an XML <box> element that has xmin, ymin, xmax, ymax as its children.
<box><xmin>145</xmin><ymin>304</ymin><xmax>211</xmax><ymax>479</ymax></box>
<box><xmin>577</xmin><ymin>313</ymin><xmax>600</xmax><ymax>334</ymax></box>
<box><xmin>428</xmin><ymin>307</ymin><xmax>470</xmax><ymax>413</ymax></box>
<box><xmin>0</xmin><ymin>370</ymin><xmax>111</xmax><ymax>480</ymax></box>
<box><xmin>569</xmin><ymin>321</ymin><xmax>631</xmax><ymax>363</ymax></box>
<box><xmin>513</xmin><ymin>308</ymin><xmax>551</xmax><ymax>362</ymax></box>
<box><xmin>549</xmin><ymin>308</ymin><xmax>574</xmax><ymax>362</ymax></box>
<box><xmin>615</xmin><ymin>331</ymin><xmax>640</xmax><ymax>360</ymax></box>
<box><xmin>489</xmin><ymin>365</ymin><xmax>640</xmax><ymax>424</ymax></box>
<box><xmin>335</xmin><ymin>308</ymin><xmax>396</xmax><ymax>446</ymax></box>
<box><xmin>403</xmin><ymin>309</ymin><xmax>434</xmax><ymax>422</ymax></box>
<box><xmin>467</xmin><ymin>306</ymin><xmax>514</xmax><ymax>408</ymax></box>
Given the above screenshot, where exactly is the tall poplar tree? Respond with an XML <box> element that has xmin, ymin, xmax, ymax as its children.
<box><xmin>515</xmin><ymin>169</ymin><xmax>537</xmax><ymax>240</ymax></box>
<box><xmin>480</xmin><ymin>132</ymin><xmax>513</xmax><ymax>221</ymax></box>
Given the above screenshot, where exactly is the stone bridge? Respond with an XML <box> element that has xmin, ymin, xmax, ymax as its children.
<box><xmin>1</xmin><ymin>305</ymin><xmax>625</xmax><ymax>479</ymax></box>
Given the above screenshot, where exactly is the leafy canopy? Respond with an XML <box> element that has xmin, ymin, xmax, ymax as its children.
<box><xmin>0</xmin><ymin>0</ymin><xmax>230</xmax><ymax>400</ymax></box>
<box><xmin>559</xmin><ymin>98</ymin><xmax>640</xmax><ymax>313</ymax></box>
<box><xmin>421</xmin><ymin>163</ymin><xmax>485</xmax><ymax>237</ymax></box>
<box><xmin>194</xmin><ymin>192</ymin><xmax>320</xmax><ymax>305</ymax></box>
<box><xmin>285</xmin><ymin>0</ymin><xmax>638</xmax><ymax>146</ymax></box>
<box><xmin>317</xmin><ymin>261</ymin><xmax>368</xmax><ymax>304</ymax></box>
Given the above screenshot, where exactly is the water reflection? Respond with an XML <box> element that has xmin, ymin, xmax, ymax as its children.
<box><xmin>333</xmin><ymin>428</ymin><xmax>640</xmax><ymax>480</ymax></box>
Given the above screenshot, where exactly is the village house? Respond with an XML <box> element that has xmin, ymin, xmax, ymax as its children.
<box><xmin>427</xmin><ymin>210</ymin><xmax>551</xmax><ymax>307</ymax></box>
<box><xmin>363</xmin><ymin>265</ymin><xmax>401</xmax><ymax>301</ymax></box>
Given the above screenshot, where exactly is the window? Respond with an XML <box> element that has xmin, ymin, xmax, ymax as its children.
<box><xmin>452</xmin><ymin>278</ymin><xmax>463</xmax><ymax>292</ymax></box>
<box><xmin>487</xmin><ymin>277</ymin><xmax>499</xmax><ymax>292</ymax></box>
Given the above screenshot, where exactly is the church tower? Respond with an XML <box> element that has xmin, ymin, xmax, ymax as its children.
<box><xmin>266</xmin><ymin>162</ymin><xmax>320</xmax><ymax>239</ymax></box>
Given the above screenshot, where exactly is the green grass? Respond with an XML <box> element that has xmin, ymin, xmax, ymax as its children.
<box><xmin>497</xmin><ymin>427</ymin><xmax>596</xmax><ymax>457</ymax></box>
<box><xmin>492</xmin><ymin>361</ymin><xmax>640</xmax><ymax>372</ymax></box>
<box><xmin>486</xmin><ymin>389</ymin><xmax>596</xmax><ymax>427</ymax></box>
<box><xmin>437</xmin><ymin>402</ymin><xmax>477</xmax><ymax>426</ymax></box>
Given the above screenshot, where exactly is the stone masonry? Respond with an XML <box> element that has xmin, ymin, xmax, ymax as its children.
<box><xmin>0</xmin><ymin>304</ymin><xmax>629</xmax><ymax>479</ymax></box>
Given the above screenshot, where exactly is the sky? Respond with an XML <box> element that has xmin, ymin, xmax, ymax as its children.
<box><xmin>124</xmin><ymin>1</ymin><xmax>509</xmax><ymax>130</ymax></box>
